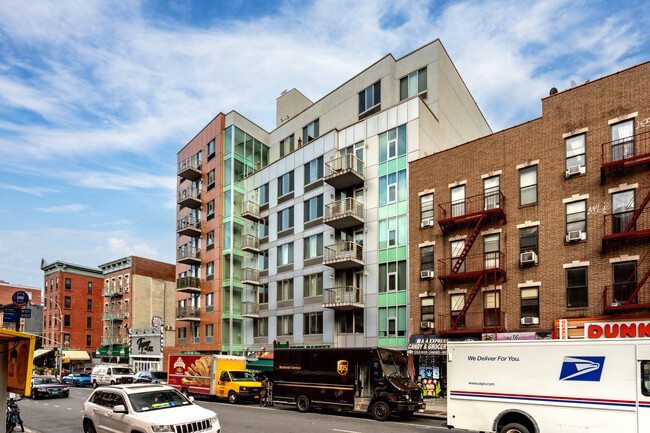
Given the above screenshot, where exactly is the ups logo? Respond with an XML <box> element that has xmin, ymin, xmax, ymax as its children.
<box><xmin>337</xmin><ymin>360</ymin><xmax>348</xmax><ymax>376</ymax></box>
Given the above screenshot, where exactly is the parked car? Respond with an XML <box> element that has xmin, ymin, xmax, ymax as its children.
<box><xmin>134</xmin><ymin>370</ymin><xmax>168</xmax><ymax>385</ymax></box>
<box><xmin>30</xmin><ymin>376</ymin><xmax>69</xmax><ymax>399</ymax></box>
<box><xmin>62</xmin><ymin>372</ymin><xmax>92</xmax><ymax>387</ymax></box>
<box><xmin>82</xmin><ymin>384</ymin><xmax>221</xmax><ymax>433</ymax></box>
<box><xmin>91</xmin><ymin>364</ymin><xmax>135</xmax><ymax>388</ymax></box>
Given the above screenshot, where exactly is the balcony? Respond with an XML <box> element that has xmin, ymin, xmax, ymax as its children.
<box><xmin>324</xmin><ymin>154</ymin><xmax>364</xmax><ymax>189</ymax></box>
<box><xmin>242</xmin><ymin>268</ymin><xmax>261</xmax><ymax>286</ymax></box>
<box><xmin>323</xmin><ymin>286</ymin><xmax>364</xmax><ymax>310</ymax></box>
<box><xmin>176</xmin><ymin>306</ymin><xmax>201</xmax><ymax>322</ymax></box>
<box><xmin>601</xmin><ymin>130</ymin><xmax>650</xmax><ymax>183</ymax></box>
<box><xmin>438</xmin><ymin>252</ymin><xmax>507</xmax><ymax>283</ymax></box>
<box><xmin>176</xmin><ymin>276</ymin><xmax>201</xmax><ymax>294</ymax></box>
<box><xmin>603</xmin><ymin>282</ymin><xmax>650</xmax><ymax>313</ymax></box>
<box><xmin>241</xmin><ymin>301</ymin><xmax>260</xmax><ymax>318</ymax></box>
<box><xmin>177</xmin><ymin>215</ymin><xmax>201</xmax><ymax>237</ymax></box>
<box><xmin>324</xmin><ymin>198</ymin><xmax>364</xmax><ymax>229</ymax></box>
<box><xmin>102</xmin><ymin>286</ymin><xmax>124</xmax><ymax>297</ymax></box>
<box><xmin>103</xmin><ymin>312</ymin><xmax>127</xmax><ymax>321</ymax></box>
<box><xmin>437</xmin><ymin>311</ymin><xmax>506</xmax><ymax>334</ymax></box>
<box><xmin>177</xmin><ymin>186</ymin><xmax>202</xmax><ymax>209</ymax></box>
<box><xmin>241</xmin><ymin>234</ymin><xmax>261</xmax><ymax>253</ymax></box>
<box><xmin>324</xmin><ymin>241</ymin><xmax>364</xmax><ymax>269</ymax></box>
<box><xmin>178</xmin><ymin>156</ymin><xmax>202</xmax><ymax>181</ymax></box>
<box><xmin>102</xmin><ymin>336</ymin><xmax>127</xmax><ymax>345</ymax></box>
<box><xmin>177</xmin><ymin>245</ymin><xmax>201</xmax><ymax>266</ymax></box>
<box><xmin>437</xmin><ymin>191</ymin><xmax>506</xmax><ymax>233</ymax></box>
<box><xmin>242</xmin><ymin>201</ymin><xmax>261</xmax><ymax>222</ymax></box>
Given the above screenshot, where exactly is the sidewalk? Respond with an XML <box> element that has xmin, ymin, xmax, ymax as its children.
<box><xmin>415</xmin><ymin>396</ymin><xmax>447</xmax><ymax>419</ymax></box>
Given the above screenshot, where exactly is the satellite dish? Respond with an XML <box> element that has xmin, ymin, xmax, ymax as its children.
<box><xmin>570</xmin><ymin>80</ymin><xmax>577</xmax><ymax>87</ymax></box>
<box><xmin>549</xmin><ymin>87</ymin><xmax>558</xmax><ymax>96</ymax></box>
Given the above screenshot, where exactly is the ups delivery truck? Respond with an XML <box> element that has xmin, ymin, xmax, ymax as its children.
<box><xmin>273</xmin><ymin>347</ymin><xmax>424</xmax><ymax>421</ymax></box>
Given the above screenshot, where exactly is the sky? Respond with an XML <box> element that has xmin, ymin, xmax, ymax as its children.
<box><xmin>0</xmin><ymin>0</ymin><xmax>648</xmax><ymax>288</ymax></box>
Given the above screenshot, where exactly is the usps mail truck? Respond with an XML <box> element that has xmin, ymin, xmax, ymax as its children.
<box><xmin>446</xmin><ymin>339</ymin><xmax>650</xmax><ymax>433</ymax></box>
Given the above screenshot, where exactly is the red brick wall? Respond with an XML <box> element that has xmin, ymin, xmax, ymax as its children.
<box><xmin>0</xmin><ymin>282</ymin><xmax>41</xmax><ymax>306</ymax></box>
<box><xmin>132</xmin><ymin>256</ymin><xmax>175</xmax><ymax>281</ymax></box>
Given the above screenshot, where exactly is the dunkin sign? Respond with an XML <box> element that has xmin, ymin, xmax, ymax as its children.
<box><xmin>584</xmin><ymin>320</ymin><xmax>650</xmax><ymax>339</ymax></box>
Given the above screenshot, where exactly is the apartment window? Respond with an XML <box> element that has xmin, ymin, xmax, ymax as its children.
<box><xmin>277</xmin><ymin>242</ymin><xmax>294</xmax><ymax>267</ymax></box>
<box><xmin>304</xmin><ymin>156</ymin><xmax>324</xmax><ymax>185</ymax></box>
<box><xmin>87</xmin><ymin>282</ymin><xmax>92</xmax><ymax>294</ymax></box>
<box><xmin>400</xmin><ymin>67</ymin><xmax>427</xmax><ymax>101</ymax></box>
<box><xmin>278</xmin><ymin>171</ymin><xmax>294</xmax><ymax>197</ymax></box>
<box><xmin>86</xmin><ymin>317</ymin><xmax>92</xmax><ymax>329</ymax></box>
<box><xmin>277</xmin><ymin>279</ymin><xmax>294</xmax><ymax>301</ymax></box>
<box><xmin>277</xmin><ymin>315</ymin><xmax>293</xmax><ymax>336</ymax></box>
<box><xmin>303</xmin><ymin>312</ymin><xmax>323</xmax><ymax>335</ymax></box>
<box><xmin>378</xmin><ymin>215</ymin><xmax>407</xmax><ymax>249</ymax></box>
<box><xmin>87</xmin><ymin>299</ymin><xmax>92</xmax><ymax>311</ymax></box>
<box><xmin>304</xmin><ymin>234</ymin><xmax>323</xmax><ymax>260</ymax></box>
<box><xmin>86</xmin><ymin>335</ymin><xmax>91</xmax><ymax>346</ymax></box>
<box><xmin>566</xmin><ymin>266</ymin><xmax>588</xmax><ymax>308</ymax></box>
<box><xmin>56</xmin><ymin>277</ymin><xmax>59</xmax><ymax>288</ymax></box>
<box><xmin>304</xmin><ymin>273</ymin><xmax>323</xmax><ymax>297</ymax></box>
<box><xmin>484</xmin><ymin>176</ymin><xmax>500</xmax><ymax>210</ymax></box>
<box><xmin>420</xmin><ymin>246</ymin><xmax>434</xmax><ymax>272</ymax></box>
<box><xmin>259</xmin><ymin>183</ymin><xmax>269</xmax><ymax>205</ymax></box>
<box><xmin>304</xmin><ymin>195</ymin><xmax>323</xmax><ymax>222</ymax></box>
<box><xmin>64</xmin><ymin>296</ymin><xmax>71</xmax><ymax>308</ymax></box>
<box><xmin>451</xmin><ymin>239</ymin><xmax>466</xmax><ymax>274</ymax></box>
<box><xmin>206</xmin><ymin>230</ymin><xmax>214</xmax><ymax>248</ymax></box>
<box><xmin>258</xmin><ymin>218</ymin><xmax>269</xmax><ymax>239</ymax></box>
<box><xmin>254</xmin><ymin>318</ymin><xmax>268</xmax><ymax>337</ymax></box>
<box><xmin>207</xmin><ymin>169</ymin><xmax>215</xmax><ymax>188</ymax></box>
<box><xmin>379</xmin><ymin>125</ymin><xmax>406</xmax><ymax>163</ymax></box>
<box><xmin>613</xmin><ymin>261</ymin><xmax>637</xmax><ymax>305</ymax></box>
<box><xmin>62</xmin><ymin>333</ymin><xmax>70</xmax><ymax>345</ymax></box>
<box><xmin>566</xmin><ymin>200</ymin><xmax>587</xmax><ymax>236</ymax></box>
<box><xmin>450</xmin><ymin>293</ymin><xmax>465</xmax><ymax>328</ymax></box>
<box><xmin>565</xmin><ymin>134</ymin><xmax>586</xmax><ymax>170</ymax></box>
<box><xmin>65</xmin><ymin>278</ymin><xmax>71</xmax><ymax>290</ymax></box>
<box><xmin>521</xmin><ymin>287</ymin><xmax>539</xmax><ymax>318</ymax></box>
<box><xmin>421</xmin><ymin>297</ymin><xmax>434</xmax><ymax>322</ymax></box>
<box><xmin>64</xmin><ymin>315</ymin><xmax>71</xmax><ymax>327</ymax></box>
<box><xmin>484</xmin><ymin>291</ymin><xmax>501</xmax><ymax>327</ymax></box>
<box><xmin>338</xmin><ymin>310</ymin><xmax>363</xmax><ymax>334</ymax></box>
<box><xmin>378</xmin><ymin>306</ymin><xmax>405</xmax><ymax>337</ymax></box>
<box><xmin>257</xmin><ymin>285</ymin><xmax>269</xmax><ymax>304</ymax></box>
<box><xmin>420</xmin><ymin>193</ymin><xmax>434</xmax><ymax>224</ymax></box>
<box><xmin>484</xmin><ymin>233</ymin><xmax>500</xmax><ymax>269</ymax></box>
<box><xmin>206</xmin><ymin>261</ymin><xmax>214</xmax><ymax>277</ymax></box>
<box><xmin>278</xmin><ymin>207</ymin><xmax>295</xmax><ymax>231</ymax></box>
<box><xmin>205</xmin><ymin>324</ymin><xmax>214</xmax><ymax>338</ymax></box>
<box><xmin>280</xmin><ymin>134</ymin><xmax>294</xmax><ymax>158</ymax></box>
<box><xmin>519</xmin><ymin>226</ymin><xmax>539</xmax><ymax>256</ymax></box>
<box><xmin>178</xmin><ymin>327</ymin><xmax>187</xmax><ymax>340</ymax></box>
<box><xmin>612</xmin><ymin>190</ymin><xmax>635</xmax><ymax>234</ymax></box>
<box><xmin>258</xmin><ymin>251</ymin><xmax>269</xmax><ymax>271</ymax></box>
<box><xmin>378</xmin><ymin>260</ymin><xmax>407</xmax><ymax>292</ymax></box>
<box><xmin>207</xmin><ymin>138</ymin><xmax>215</xmax><ymax>156</ymax></box>
<box><xmin>611</xmin><ymin>119</ymin><xmax>635</xmax><ymax>162</ymax></box>
<box><xmin>451</xmin><ymin>185</ymin><xmax>466</xmax><ymax>217</ymax></box>
<box><xmin>206</xmin><ymin>293</ymin><xmax>214</xmax><ymax>313</ymax></box>
<box><xmin>519</xmin><ymin>166</ymin><xmax>537</xmax><ymax>205</ymax></box>
<box><xmin>378</xmin><ymin>169</ymin><xmax>406</xmax><ymax>205</ymax></box>
<box><xmin>207</xmin><ymin>199</ymin><xmax>215</xmax><ymax>216</ymax></box>
<box><xmin>359</xmin><ymin>80</ymin><xmax>381</xmax><ymax>117</ymax></box>
<box><xmin>302</xmin><ymin>119</ymin><xmax>319</xmax><ymax>144</ymax></box>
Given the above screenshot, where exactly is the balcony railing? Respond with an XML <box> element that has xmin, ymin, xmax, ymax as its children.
<box><xmin>176</xmin><ymin>276</ymin><xmax>201</xmax><ymax>294</ymax></box>
<box><xmin>603</xmin><ymin>207</ymin><xmax>649</xmax><ymax>240</ymax></box>
<box><xmin>176</xmin><ymin>306</ymin><xmax>201</xmax><ymax>321</ymax></box>
<box><xmin>177</xmin><ymin>186</ymin><xmax>202</xmax><ymax>209</ymax></box>
<box><xmin>601</xmin><ymin>130</ymin><xmax>650</xmax><ymax>175</ymax></box>
<box><xmin>241</xmin><ymin>301</ymin><xmax>260</xmax><ymax>318</ymax></box>
<box><xmin>177</xmin><ymin>215</ymin><xmax>201</xmax><ymax>237</ymax></box>
<box><xmin>103</xmin><ymin>311</ymin><xmax>127</xmax><ymax>321</ymax></box>
<box><xmin>437</xmin><ymin>191</ymin><xmax>506</xmax><ymax>231</ymax></box>
<box><xmin>324</xmin><ymin>198</ymin><xmax>364</xmax><ymax>229</ymax></box>
<box><xmin>242</xmin><ymin>201</ymin><xmax>261</xmax><ymax>221</ymax></box>
<box><xmin>242</xmin><ymin>234</ymin><xmax>260</xmax><ymax>253</ymax></box>
<box><xmin>102</xmin><ymin>336</ymin><xmax>127</xmax><ymax>345</ymax></box>
<box><xmin>178</xmin><ymin>156</ymin><xmax>202</xmax><ymax>181</ymax></box>
<box><xmin>323</xmin><ymin>286</ymin><xmax>364</xmax><ymax>310</ymax></box>
<box><xmin>242</xmin><ymin>268</ymin><xmax>261</xmax><ymax>286</ymax></box>
<box><xmin>437</xmin><ymin>311</ymin><xmax>506</xmax><ymax>334</ymax></box>
<box><xmin>603</xmin><ymin>282</ymin><xmax>650</xmax><ymax>312</ymax></box>
<box><xmin>102</xmin><ymin>286</ymin><xmax>124</xmax><ymax>297</ymax></box>
<box><xmin>324</xmin><ymin>154</ymin><xmax>365</xmax><ymax>189</ymax></box>
<box><xmin>177</xmin><ymin>245</ymin><xmax>201</xmax><ymax>265</ymax></box>
<box><xmin>438</xmin><ymin>252</ymin><xmax>506</xmax><ymax>280</ymax></box>
<box><xmin>324</xmin><ymin>241</ymin><xmax>364</xmax><ymax>269</ymax></box>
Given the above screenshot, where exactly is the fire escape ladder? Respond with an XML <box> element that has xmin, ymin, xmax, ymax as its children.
<box><xmin>451</xmin><ymin>214</ymin><xmax>485</xmax><ymax>274</ymax></box>
<box><xmin>451</xmin><ymin>274</ymin><xmax>484</xmax><ymax>331</ymax></box>
<box><xmin>623</xmin><ymin>249</ymin><xmax>650</xmax><ymax>306</ymax></box>
<box><xmin>624</xmin><ymin>172</ymin><xmax>650</xmax><ymax>233</ymax></box>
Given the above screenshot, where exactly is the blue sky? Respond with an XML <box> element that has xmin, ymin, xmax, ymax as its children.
<box><xmin>1</xmin><ymin>0</ymin><xmax>648</xmax><ymax>288</ymax></box>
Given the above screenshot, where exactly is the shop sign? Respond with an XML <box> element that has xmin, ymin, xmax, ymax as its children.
<box><xmin>584</xmin><ymin>320</ymin><xmax>650</xmax><ymax>340</ymax></box>
<box><xmin>482</xmin><ymin>332</ymin><xmax>551</xmax><ymax>341</ymax></box>
<box><xmin>130</xmin><ymin>327</ymin><xmax>163</xmax><ymax>356</ymax></box>
<box><xmin>407</xmin><ymin>334</ymin><xmax>448</xmax><ymax>355</ymax></box>
<box><xmin>559</xmin><ymin>319</ymin><xmax>569</xmax><ymax>339</ymax></box>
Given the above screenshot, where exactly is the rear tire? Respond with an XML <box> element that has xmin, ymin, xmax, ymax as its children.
<box><xmin>92</xmin><ymin>381</ymin><xmax>98</xmax><ymax>389</ymax></box>
<box><xmin>228</xmin><ymin>391</ymin><xmax>238</xmax><ymax>404</ymax></box>
<box><xmin>501</xmin><ymin>423</ymin><xmax>531</xmax><ymax>433</ymax></box>
<box><xmin>372</xmin><ymin>400</ymin><xmax>391</xmax><ymax>421</ymax></box>
<box><xmin>83</xmin><ymin>419</ymin><xmax>97</xmax><ymax>433</ymax></box>
<box><xmin>296</xmin><ymin>395</ymin><xmax>310</xmax><ymax>413</ymax></box>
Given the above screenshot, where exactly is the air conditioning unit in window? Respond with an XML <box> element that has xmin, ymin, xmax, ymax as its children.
<box><xmin>420</xmin><ymin>219</ymin><xmax>435</xmax><ymax>228</ymax></box>
<box><xmin>420</xmin><ymin>321</ymin><xmax>435</xmax><ymax>329</ymax></box>
<box><xmin>565</xmin><ymin>165</ymin><xmax>585</xmax><ymax>178</ymax></box>
<box><xmin>566</xmin><ymin>230</ymin><xmax>584</xmax><ymax>242</ymax></box>
<box><xmin>521</xmin><ymin>317</ymin><xmax>539</xmax><ymax>325</ymax></box>
<box><xmin>420</xmin><ymin>270</ymin><xmax>434</xmax><ymax>279</ymax></box>
<box><xmin>519</xmin><ymin>251</ymin><xmax>537</xmax><ymax>265</ymax></box>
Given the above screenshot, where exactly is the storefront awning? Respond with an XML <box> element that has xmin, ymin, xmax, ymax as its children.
<box><xmin>33</xmin><ymin>348</ymin><xmax>53</xmax><ymax>359</ymax></box>
<box><xmin>95</xmin><ymin>345</ymin><xmax>129</xmax><ymax>357</ymax></box>
<box><xmin>62</xmin><ymin>350</ymin><xmax>90</xmax><ymax>362</ymax></box>
<box><xmin>246</xmin><ymin>358</ymin><xmax>273</xmax><ymax>372</ymax></box>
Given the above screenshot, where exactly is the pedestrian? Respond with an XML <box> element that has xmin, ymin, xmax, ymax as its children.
<box><xmin>260</xmin><ymin>376</ymin><xmax>269</xmax><ymax>406</ymax></box>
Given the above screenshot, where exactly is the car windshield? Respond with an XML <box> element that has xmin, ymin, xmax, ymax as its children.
<box><xmin>151</xmin><ymin>372</ymin><xmax>167</xmax><ymax>380</ymax></box>
<box><xmin>229</xmin><ymin>371</ymin><xmax>256</xmax><ymax>382</ymax></box>
<box><xmin>34</xmin><ymin>377</ymin><xmax>60</xmax><ymax>385</ymax></box>
<box><xmin>378</xmin><ymin>349</ymin><xmax>410</xmax><ymax>379</ymax></box>
<box><xmin>128</xmin><ymin>389</ymin><xmax>191</xmax><ymax>412</ymax></box>
<box><xmin>113</xmin><ymin>368</ymin><xmax>134</xmax><ymax>375</ymax></box>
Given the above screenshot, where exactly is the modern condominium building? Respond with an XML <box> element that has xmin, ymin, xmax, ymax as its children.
<box><xmin>172</xmin><ymin>40</ymin><xmax>491</xmax><ymax>357</ymax></box>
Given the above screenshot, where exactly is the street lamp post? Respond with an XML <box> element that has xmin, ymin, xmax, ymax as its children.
<box><xmin>44</xmin><ymin>296</ymin><xmax>63</xmax><ymax>381</ymax></box>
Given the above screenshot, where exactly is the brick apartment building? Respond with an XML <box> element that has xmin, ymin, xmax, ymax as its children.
<box><xmin>408</xmin><ymin>62</ymin><xmax>649</xmax><ymax>385</ymax></box>
<box><xmin>0</xmin><ymin>280</ymin><xmax>42</xmax><ymax>334</ymax></box>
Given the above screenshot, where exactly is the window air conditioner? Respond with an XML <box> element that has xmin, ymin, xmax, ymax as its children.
<box><xmin>520</xmin><ymin>317</ymin><xmax>539</xmax><ymax>325</ymax></box>
<box><xmin>420</xmin><ymin>270</ymin><xmax>434</xmax><ymax>279</ymax></box>
<box><xmin>420</xmin><ymin>219</ymin><xmax>434</xmax><ymax>228</ymax></box>
<box><xmin>565</xmin><ymin>165</ymin><xmax>584</xmax><ymax>178</ymax></box>
<box><xmin>519</xmin><ymin>251</ymin><xmax>537</xmax><ymax>265</ymax></box>
<box><xmin>566</xmin><ymin>230</ymin><xmax>583</xmax><ymax>242</ymax></box>
<box><xmin>420</xmin><ymin>321</ymin><xmax>435</xmax><ymax>329</ymax></box>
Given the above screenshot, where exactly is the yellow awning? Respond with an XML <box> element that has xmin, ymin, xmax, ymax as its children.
<box><xmin>33</xmin><ymin>348</ymin><xmax>53</xmax><ymax>358</ymax></box>
<box><xmin>62</xmin><ymin>350</ymin><xmax>90</xmax><ymax>361</ymax></box>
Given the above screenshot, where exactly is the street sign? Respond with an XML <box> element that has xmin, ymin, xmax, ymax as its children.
<box><xmin>20</xmin><ymin>309</ymin><xmax>31</xmax><ymax>319</ymax></box>
<box><xmin>12</xmin><ymin>291</ymin><xmax>29</xmax><ymax>307</ymax></box>
<box><xmin>3</xmin><ymin>311</ymin><xmax>17</xmax><ymax>322</ymax></box>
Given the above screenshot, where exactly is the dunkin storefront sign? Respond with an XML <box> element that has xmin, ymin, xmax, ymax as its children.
<box><xmin>585</xmin><ymin>320</ymin><xmax>650</xmax><ymax>339</ymax></box>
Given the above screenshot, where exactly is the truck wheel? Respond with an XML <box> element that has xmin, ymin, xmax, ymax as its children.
<box><xmin>501</xmin><ymin>423</ymin><xmax>530</xmax><ymax>433</ymax></box>
<box><xmin>372</xmin><ymin>401</ymin><xmax>391</xmax><ymax>421</ymax></box>
<box><xmin>92</xmin><ymin>381</ymin><xmax>98</xmax><ymax>389</ymax></box>
<box><xmin>296</xmin><ymin>395</ymin><xmax>310</xmax><ymax>413</ymax></box>
<box><xmin>228</xmin><ymin>391</ymin><xmax>238</xmax><ymax>404</ymax></box>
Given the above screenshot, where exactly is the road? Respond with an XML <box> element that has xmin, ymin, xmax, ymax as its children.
<box><xmin>17</xmin><ymin>387</ymin><xmax>465</xmax><ymax>433</ymax></box>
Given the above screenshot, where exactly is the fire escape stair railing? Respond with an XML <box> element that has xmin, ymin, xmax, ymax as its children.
<box><xmin>451</xmin><ymin>274</ymin><xmax>484</xmax><ymax>331</ymax></box>
<box><xmin>625</xmin><ymin>177</ymin><xmax>650</xmax><ymax>234</ymax></box>
<box><xmin>451</xmin><ymin>215</ymin><xmax>485</xmax><ymax>275</ymax></box>
<box><xmin>621</xmin><ymin>250</ymin><xmax>650</xmax><ymax>308</ymax></box>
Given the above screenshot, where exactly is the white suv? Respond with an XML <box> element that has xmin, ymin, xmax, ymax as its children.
<box><xmin>83</xmin><ymin>384</ymin><xmax>221</xmax><ymax>433</ymax></box>
<box><xmin>91</xmin><ymin>364</ymin><xmax>136</xmax><ymax>388</ymax></box>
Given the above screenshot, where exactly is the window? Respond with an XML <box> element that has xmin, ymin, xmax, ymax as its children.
<box><xmin>278</xmin><ymin>207</ymin><xmax>295</xmax><ymax>231</ymax></box>
<box><xmin>304</xmin><ymin>157</ymin><xmax>324</xmax><ymax>185</ymax></box>
<box><xmin>304</xmin><ymin>234</ymin><xmax>323</xmax><ymax>259</ymax></box>
<box><xmin>565</xmin><ymin>134</ymin><xmax>586</xmax><ymax>170</ymax></box>
<box><xmin>277</xmin><ymin>243</ymin><xmax>294</xmax><ymax>266</ymax></box>
<box><xmin>519</xmin><ymin>226</ymin><xmax>539</xmax><ymax>256</ymax></box>
<box><xmin>642</xmin><ymin>361</ymin><xmax>650</xmax><ymax>397</ymax></box>
<box><xmin>259</xmin><ymin>183</ymin><xmax>269</xmax><ymax>205</ymax></box>
<box><xmin>259</xmin><ymin>251</ymin><xmax>269</xmax><ymax>271</ymax></box>
<box><xmin>87</xmin><ymin>282</ymin><xmax>92</xmax><ymax>294</ymax></box>
<box><xmin>64</xmin><ymin>296</ymin><xmax>71</xmax><ymax>308</ymax></box>
<box><xmin>205</xmin><ymin>323</ymin><xmax>214</xmax><ymax>338</ymax></box>
<box><xmin>258</xmin><ymin>218</ymin><xmax>269</xmax><ymax>239</ymax></box>
<box><xmin>379</xmin><ymin>125</ymin><xmax>406</xmax><ymax>163</ymax></box>
<box><xmin>450</xmin><ymin>294</ymin><xmax>465</xmax><ymax>328</ymax></box>
<box><xmin>484</xmin><ymin>176</ymin><xmax>500</xmax><ymax>210</ymax></box>
<box><xmin>304</xmin><ymin>312</ymin><xmax>323</xmax><ymax>335</ymax></box>
<box><xmin>206</xmin><ymin>293</ymin><xmax>214</xmax><ymax>313</ymax></box>
<box><xmin>378</xmin><ymin>215</ymin><xmax>407</xmax><ymax>249</ymax></box>
<box><xmin>451</xmin><ymin>240</ymin><xmax>466</xmax><ymax>274</ymax></box>
<box><xmin>484</xmin><ymin>233</ymin><xmax>500</xmax><ymax>269</ymax></box>
<box><xmin>566</xmin><ymin>266</ymin><xmax>588</xmax><ymax>308</ymax></box>
<box><xmin>65</xmin><ymin>278</ymin><xmax>71</xmax><ymax>290</ymax></box>
<box><xmin>521</xmin><ymin>287</ymin><xmax>539</xmax><ymax>318</ymax></box>
<box><xmin>206</xmin><ymin>230</ymin><xmax>215</xmax><ymax>248</ymax></box>
<box><xmin>278</xmin><ymin>171</ymin><xmax>294</xmax><ymax>197</ymax></box>
<box><xmin>421</xmin><ymin>297</ymin><xmax>434</xmax><ymax>322</ymax></box>
<box><xmin>378</xmin><ymin>169</ymin><xmax>407</xmax><ymax>205</ymax></box>
<box><xmin>86</xmin><ymin>335</ymin><xmax>91</xmax><ymax>346</ymax></box>
<box><xmin>87</xmin><ymin>317</ymin><xmax>92</xmax><ymax>328</ymax></box>
<box><xmin>338</xmin><ymin>310</ymin><xmax>363</xmax><ymax>334</ymax></box>
<box><xmin>206</xmin><ymin>261</ymin><xmax>214</xmax><ymax>277</ymax></box>
<box><xmin>613</xmin><ymin>261</ymin><xmax>637</xmax><ymax>305</ymax></box>
<box><xmin>207</xmin><ymin>199</ymin><xmax>215</xmax><ymax>216</ymax></box>
<box><xmin>87</xmin><ymin>299</ymin><xmax>92</xmax><ymax>311</ymax></box>
<box><xmin>400</xmin><ymin>67</ymin><xmax>427</xmax><ymax>101</ymax></box>
<box><xmin>304</xmin><ymin>195</ymin><xmax>323</xmax><ymax>222</ymax></box>
<box><xmin>178</xmin><ymin>327</ymin><xmax>187</xmax><ymax>341</ymax></box>
<box><xmin>277</xmin><ymin>315</ymin><xmax>293</xmax><ymax>336</ymax></box>
<box><xmin>207</xmin><ymin>169</ymin><xmax>215</xmax><ymax>187</ymax></box>
<box><xmin>56</xmin><ymin>277</ymin><xmax>59</xmax><ymax>288</ymax></box>
<box><xmin>304</xmin><ymin>273</ymin><xmax>323</xmax><ymax>297</ymax></box>
<box><xmin>611</xmin><ymin>119</ymin><xmax>635</xmax><ymax>162</ymax></box>
<box><xmin>451</xmin><ymin>185</ymin><xmax>466</xmax><ymax>217</ymax></box>
<box><xmin>64</xmin><ymin>315</ymin><xmax>71</xmax><ymax>327</ymax></box>
<box><xmin>519</xmin><ymin>166</ymin><xmax>537</xmax><ymax>205</ymax></box>
<box><xmin>257</xmin><ymin>285</ymin><xmax>269</xmax><ymax>304</ymax></box>
<box><xmin>207</xmin><ymin>138</ymin><xmax>215</xmax><ymax>156</ymax></box>
<box><xmin>566</xmin><ymin>200</ymin><xmax>587</xmax><ymax>236</ymax></box>
<box><xmin>254</xmin><ymin>318</ymin><xmax>268</xmax><ymax>337</ymax></box>
<box><xmin>484</xmin><ymin>291</ymin><xmax>501</xmax><ymax>327</ymax></box>
<box><xmin>378</xmin><ymin>306</ymin><xmax>406</xmax><ymax>337</ymax></box>
<box><xmin>280</xmin><ymin>134</ymin><xmax>294</xmax><ymax>158</ymax></box>
<box><xmin>277</xmin><ymin>279</ymin><xmax>293</xmax><ymax>301</ymax></box>
<box><xmin>302</xmin><ymin>119</ymin><xmax>319</xmax><ymax>144</ymax></box>
<box><xmin>359</xmin><ymin>81</ymin><xmax>381</xmax><ymax>117</ymax></box>
<box><xmin>420</xmin><ymin>246</ymin><xmax>434</xmax><ymax>272</ymax></box>
<box><xmin>611</xmin><ymin>190</ymin><xmax>635</xmax><ymax>234</ymax></box>
<box><xmin>378</xmin><ymin>260</ymin><xmax>407</xmax><ymax>292</ymax></box>
<box><xmin>420</xmin><ymin>193</ymin><xmax>434</xmax><ymax>224</ymax></box>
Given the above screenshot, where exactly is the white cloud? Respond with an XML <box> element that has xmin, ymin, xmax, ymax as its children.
<box><xmin>35</xmin><ymin>204</ymin><xmax>88</xmax><ymax>213</ymax></box>
<box><xmin>0</xmin><ymin>183</ymin><xmax>60</xmax><ymax>197</ymax></box>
